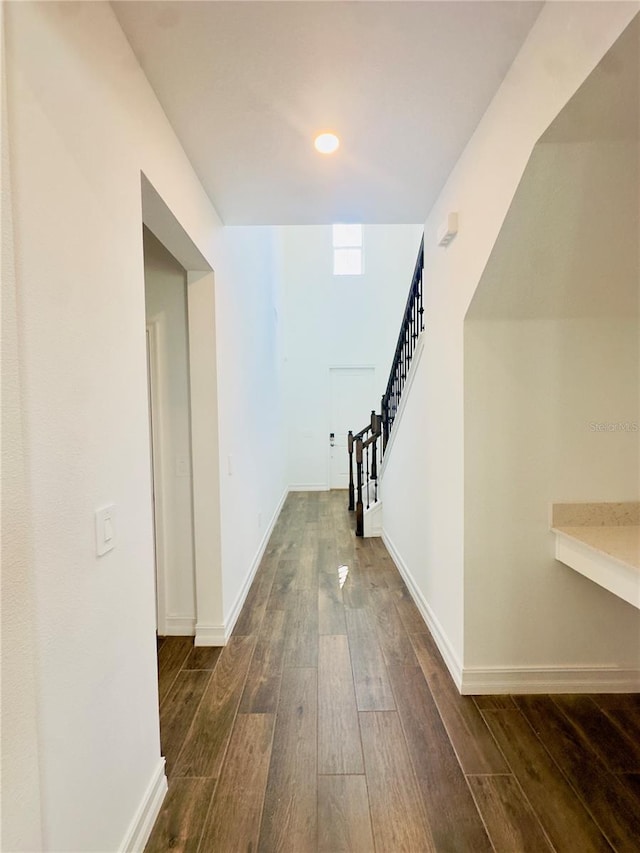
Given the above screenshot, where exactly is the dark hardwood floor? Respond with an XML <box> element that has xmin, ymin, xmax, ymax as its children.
<box><xmin>148</xmin><ymin>491</ymin><xmax>640</xmax><ymax>852</ymax></box>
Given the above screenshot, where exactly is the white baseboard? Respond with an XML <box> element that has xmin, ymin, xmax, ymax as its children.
<box><xmin>194</xmin><ymin>623</ymin><xmax>227</xmax><ymax>646</ymax></box>
<box><xmin>120</xmin><ymin>758</ymin><xmax>167</xmax><ymax>853</ymax></box>
<box><xmin>382</xmin><ymin>530</ymin><xmax>463</xmax><ymax>688</ymax></box>
<box><xmin>461</xmin><ymin>666</ymin><xmax>640</xmax><ymax>695</ymax></box>
<box><xmin>194</xmin><ymin>487</ymin><xmax>290</xmax><ymax>647</ymax></box>
<box><xmin>163</xmin><ymin>615</ymin><xmax>196</xmax><ymax>636</ymax></box>
<box><xmin>288</xmin><ymin>484</ymin><xmax>329</xmax><ymax>492</ymax></box>
<box><xmin>382</xmin><ymin>531</ymin><xmax>640</xmax><ymax>696</ymax></box>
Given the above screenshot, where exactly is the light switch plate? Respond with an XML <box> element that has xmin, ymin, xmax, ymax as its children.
<box><xmin>95</xmin><ymin>504</ymin><xmax>117</xmax><ymax>556</ymax></box>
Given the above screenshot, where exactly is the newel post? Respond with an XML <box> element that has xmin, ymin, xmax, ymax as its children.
<box><xmin>355</xmin><ymin>437</ymin><xmax>364</xmax><ymax>537</ymax></box>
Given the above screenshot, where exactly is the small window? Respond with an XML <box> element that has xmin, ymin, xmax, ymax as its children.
<box><xmin>333</xmin><ymin>224</ymin><xmax>363</xmax><ymax>275</ymax></box>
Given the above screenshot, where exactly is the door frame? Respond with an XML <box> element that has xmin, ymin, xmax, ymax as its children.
<box><xmin>145</xmin><ymin>317</ymin><xmax>168</xmax><ymax>636</ymax></box>
<box><xmin>142</xmin><ymin>174</ymin><xmax>225</xmax><ymax>646</ymax></box>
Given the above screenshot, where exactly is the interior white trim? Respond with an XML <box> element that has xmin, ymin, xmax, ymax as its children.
<box><xmin>194</xmin><ymin>623</ymin><xmax>228</xmax><ymax>647</ymax></box>
<box><xmin>145</xmin><ymin>318</ymin><xmax>168</xmax><ymax>637</ymax></box>
<box><xmin>460</xmin><ymin>666</ymin><xmax>640</xmax><ymax>695</ymax></box>
<box><xmin>382</xmin><ymin>530</ymin><xmax>463</xmax><ymax>688</ymax></box>
<box><xmin>383</xmin><ymin>530</ymin><xmax>640</xmax><ymax>695</ymax></box>
<box><xmin>195</xmin><ymin>487</ymin><xmax>289</xmax><ymax>646</ymax></box>
<box><xmin>363</xmin><ymin>500</ymin><xmax>383</xmax><ymax>538</ymax></box>
<box><xmin>379</xmin><ymin>331</ymin><xmax>425</xmax><ymax>480</ymax></box>
<box><xmin>119</xmin><ymin>758</ymin><xmax>167</xmax><ymax>853</ymax></box>
<box><xmin>163</xmin><ymin>616</ymin><xmax>196</xmax><ymax>636</ymax></box>
<box><xmin>289</xmin><ymin>484</ymin><xmax>329</xmax><ymax>492</ymax></box>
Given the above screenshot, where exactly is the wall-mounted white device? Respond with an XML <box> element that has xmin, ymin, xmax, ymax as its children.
<box><xmin>437</xmin><ymin>212</ymin><xmax>458</xmax><ymax>247</ymax></box>
<box><xmin>95</xmin><ymin>504</ymin><xmax>117</xmax><ymax>556</ymax></box>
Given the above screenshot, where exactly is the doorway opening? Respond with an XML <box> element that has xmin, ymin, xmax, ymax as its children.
<box><xmin>141</xmin><ymin>173</ymin><xmax>225</xmax><ymax>647</ymax></box>
<box><xmin>329</xmin><ymin>366</ymin><xmax>376</xmax><ymax>489</ymax></box>
<box><xmin>143</xmin><ymin>227</ymin><xmax>195</xmax><ymax>636</ymax></box>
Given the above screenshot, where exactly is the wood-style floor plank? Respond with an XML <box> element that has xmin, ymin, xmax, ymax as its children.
<box><xmin>267</xmin><ymin>559</ymin><xmax>298</xmax><ymax>611</ymax></box>
<box><xmin>157</xmin><ymin>636</ymin><xmax>193</xmax><ymax>705</ymax></box>
<box><xmin>467</xmin><ymin>775</ymin><xmax>554</xmax><ymax>853</ymax></box>
<box><xmin>283</xmin><ymin>588</ymin><xmax>318</xmax><ymax>667</ymax></box>
<box><xmin>369</xmin><ymin>588</ymin><xmax>419</xmax><ymax>667</ymax></box>
<box><xmin>259</xmin><ymin>667</ymin><xmax>317</xmax><ymax>853</ymax></box>
<box><xmin>474</xmin><ymin>695</ymin><xmax>517</xmax><ymax>710</ymax></box>
<box><xmin>182</xmin><ymin>646</ymin><xmax>222</xmax><ymax>671</ymax></box>
<box><xmin>410</xmin><ymin>630</ymin><xmax>448</xmax><ymax>679</ymax></box>
<box><xmin>426</xmin><ymin>669</ymin><xmax>509</xmax><ymax>775</ymax></box>
<box><xmin>159</xmin><ymin>669</ymin><xmax>212</xmax><ymax>776</ymax></box>
<box><xmin>516</xmin><ymin>695</ymin><xmax>640</xmax><ymax>851</ymax></box>
<box><xmin>621</xmin><ymin>773</ymin><xmax>640</xmax><ymax>801</ymax></box>
<box><xmin>232</xmin><ymin>568</ymin><xmax>274</xmax><ymax>636</ymax></box>
<box><xmin>388</xmin><ymin>665</ymin><xmax>493</xmax><ymax>852</ymax></box>
<box><xmin>393</xmin><ymin>592</ymin><xmax>428</xmax><ymax>635</ymax></box>
<box><xmin>317</xmin><ymin>775</ymin><xmax>374</xmax><ymax>853</ymax></box>
<box><xmin>340</xmin><ymin>564</ymin><xmax>370</xmax><ymax>610</ymax></box>
<box><xmin>359</xmin><ymin>711</ymin><xmax>435</xmax><ymax>852</ymax></box>
<box><xmin>198</xmin><ymin>713</ymin><xmax>275</xmax><ymax>853</ymax></box>
<box><xmin>318</xmin><ymin>571</ymin><xmax>347</xmax><ymax>635</ymax></box>
<box><xmin>239</xmin><ymin>609</ymin><xmax>287</xmax><ymax>714</ymax></box>
<box><xmin>600</xmin><ymin>708</ymin><xmax>640</xmax><ymax>772</ymax></box>
<box><xmin>590</xmin><ymin>694</ymin><xmax>640</xmax><ymax>712</ymax></box>
<box><xmin>483</xmin><ymin>708</ymin><xmax>612</xmax><ymax>853</ymax></box>
<box><xmin>345</xmin><ymin>608</ymin><xmax>395</xmax><ymax>711</ymax></box>
<box><xmin>552</xmin><ymin>695</ymin><xmax>640</xmax><ymax>773</ymax></box>
<box><xmin>145</xmin><ymin>778</ymin><xmax>216</xmax><ymax>853</ymax></box>
<box><xmin>292</xmin><ymin>548</ymin><xmax>319</xmax><ymax>592</ymax></box>
<box><xmin>173</xmin><ymin>635</ymin><xmax>255</xmax><ymax>778</ymax></box>
<box><xmin>318</xmin><ymin>635</ymin><xmax>364</xmax><ymax>774</ymax></box>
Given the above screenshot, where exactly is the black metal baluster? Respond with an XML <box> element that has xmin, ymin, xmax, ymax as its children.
<box><xmin>347</xmin><ymin>430</ymin><xmax>355</xmax><ymax>511</ymax></box>
<box><xmin>377</xmin><ymin>234</ymin><xmax>424</xmax><ymax>458</ymax></box>
<box><xmin>355</xmin><ymin>438</ymin><xmax>363</xmax><ymax>537</ymax></box>
<box><xmin>365</xmin><ymin>443</ymin><xmax>370</xmax><ymax>510</ymax></box>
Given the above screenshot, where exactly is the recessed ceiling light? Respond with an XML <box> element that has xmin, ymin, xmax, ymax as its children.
<box><xmin>314</xmin><ymin>132</ymin><xmax>340</xmax><ymax>155</ymax></box>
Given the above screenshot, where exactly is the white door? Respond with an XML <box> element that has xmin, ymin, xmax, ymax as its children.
<box><xmin>329</xmin><ymin>367</ymin><xmax>376</xmax><ymax>489</ymax></box>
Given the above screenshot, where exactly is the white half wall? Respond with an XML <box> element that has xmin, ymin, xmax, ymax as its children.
<box><xmin>280</xmin><ymin>224</ymin><xmax>422</xmax><ymax>489</ymax></box>
<box><xmin>4</xmin><ymin>3</ymin><xmax>285</xmax><ymax>850</ymax></box>
<box><xmin>381</xmin><ymin>3</ymin><xmax>640</xmax><ymax>674</ymax></box>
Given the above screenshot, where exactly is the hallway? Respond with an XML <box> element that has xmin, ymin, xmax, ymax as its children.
<box><xmin>148</xmin><ymin>492</ymin><xmax>640</xmax><ymax>852</ymax></box>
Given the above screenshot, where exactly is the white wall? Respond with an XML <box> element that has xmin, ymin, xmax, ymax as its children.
<box><xmin>280</xmin><ymin>224</ymin><xmax>422</xmax><ymax>489</ymax></box>
<box><xmin>381</xmin><ymin>2</ymin><xmax>640</xmax><ymax>676</ymax></box>
<box><xmin>1</xmin><ymin>5</ymin><xmax>44</xmax><ymax>846</ymax></box>
<box><xmin>464</xmin><ymin>133</ymin><xmax>639</xmax><ymax>679</ymax></box>
<box><xmin>3</xmin><ymin>3</ymin><xmax>284</xmax><ymax>850</ymax></box>
<box><xmin>214</xmin><ymin>226</ymin><xmax>287</xmax><ymax>625</ymax></box>
<box><xmin>143</xmin><ymin>229</ymin><xmax>196</xmax><ymax>634</ymax></box>
<box><xmin>465</xmin><ymin>318</ymin><xmax>639</xmax><ymax>672</ymax></box>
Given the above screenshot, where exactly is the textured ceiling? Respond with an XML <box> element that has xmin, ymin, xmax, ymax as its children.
<box><xmin>113</xmin><ymin>1</ymin><xmax>543</xmax><ymax>225</ymax></box>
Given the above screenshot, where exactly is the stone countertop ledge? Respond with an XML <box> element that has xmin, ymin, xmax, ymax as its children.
<box><xmin>551</xmin><ymin>502</ymin><xmax>640</xmax><ymax>610</ymax></box>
